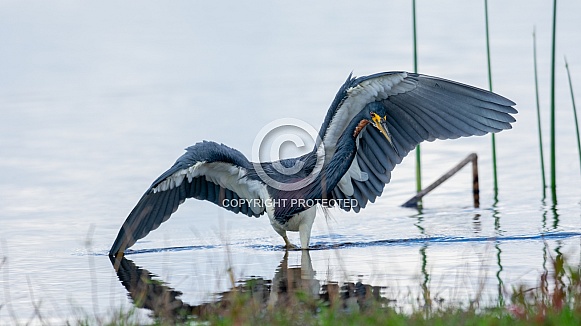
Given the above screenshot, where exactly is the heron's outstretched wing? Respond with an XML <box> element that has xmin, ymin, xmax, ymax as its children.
<box><xmin>327</xmin><ymin>72</ymin><xmax>517</xmax><ymax>212</ymax></box>
<box><xmin>110</xmin><ymin>141</ymin><xmax>266</xmax><ymax>255</ymax></box>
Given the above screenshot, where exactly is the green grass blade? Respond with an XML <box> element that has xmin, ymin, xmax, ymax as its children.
<box><xmin>412</xmin><ymin>0</ymin><xmax>422</xmax><ymax>198</ymax></box>
<box><xmin>550</xmin><ymin>0</ymin><xmax>558</xmax><ymax>202</ymax></box>
<box><xmin>565</xmin><ymin>57</ymin><xmax>581</xmax><ymax>176</ymax></box>
<box><xmin>533</xmin><ymin>28</ymin><xmax>547</xmax><ymax>197</ymax></box>
<box><xmin>484</xmin><ymin>0</ymin><xmax>498</xmax><ymax>199</ymax></box>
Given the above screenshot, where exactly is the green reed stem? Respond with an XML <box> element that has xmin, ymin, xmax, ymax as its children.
<box><xmin>550</xmin><ymin>0</ymin><xmax>557</xmax><ymax>202</ymax></box>
<box><xmin>565</xmin><ymin>57</ymin><xmax>581</xmax><ymax>176</ymax></box>
<box><xmin>533</xmin><ymin>28</ymin><xmax>547</xmax><ymax>197</ymax></box>
<box><xmin>412</xmin><ymin>0</ymin><xmax>422</xmax><ymax>196</ymax></box>
<box><xmin>484</xmin><ymin>0</ymin><xmax>498</xmax><ymax>199</ymax></box>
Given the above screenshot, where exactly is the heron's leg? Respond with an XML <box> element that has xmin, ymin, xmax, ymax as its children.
<box><xmin>270</xmin><ymin>215</ymin><xmax>298</xmax><ymax>249</ymax></box>
<box><xmin>298</xmin><ymin>226</ymin><xmax>311</xmax><ymax>250</ymax></box>
<box><xmin>298</xmin><ymin>208</ymin><xmax>316</xmax><ymax>249</ymax></box>
<box><xmin>283</xmin><ymin>235</ymin><xmax>298</xmax><ymax>250</ymax></box>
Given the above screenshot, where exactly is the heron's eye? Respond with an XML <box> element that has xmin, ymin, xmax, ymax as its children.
<box><xmin>383</xmin><ymin>115</ymin><xmax>387</xmax><ymax>120</ymax></box>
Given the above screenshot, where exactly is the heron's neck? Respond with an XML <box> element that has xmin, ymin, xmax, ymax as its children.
<box><xmin>319</xmin><ymin>124</ymin><xmax>360</xmax><ymax>195</ymax></box>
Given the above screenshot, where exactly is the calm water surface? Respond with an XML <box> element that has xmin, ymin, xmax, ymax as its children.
<box><xmin>1</xmin><ymin>1</ymin><xmax>581</xmax><ymax>323</ymax></box>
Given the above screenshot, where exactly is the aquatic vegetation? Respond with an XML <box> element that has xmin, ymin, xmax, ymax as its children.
<box><xmin>565</xmin><ymin>58</ymin><xmax>581</xmax><ymax>176</ymax></box>
<box><xmin>549</xmin><ymin>0</ymin><xmax>558</xmax><ymax>201</ymax></box>
<box><xmin>411</xmin><ymin>0</ymin><xmax>422</xmax><ymax>198</ymax></box>
<box><xmin>484</xmin><ymin>0</ymin><xmax>499</xmax><ymax>198</ymax></box>
<box><xmin>533</xmin><ymin>28</ymin><xmax>547</xmax><ymax>197</ymax></box>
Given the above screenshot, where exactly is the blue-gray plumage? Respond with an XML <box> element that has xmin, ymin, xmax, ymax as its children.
<box><xmin>109</xmin><ymin>71</ymin><xmax>516</xmax><ymax>256</ymax></box>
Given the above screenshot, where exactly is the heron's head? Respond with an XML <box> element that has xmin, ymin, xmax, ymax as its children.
<box><xmin>367</xmin><ymin>107</ymin><xmax>399</xmax><ymax>156</ymax></box>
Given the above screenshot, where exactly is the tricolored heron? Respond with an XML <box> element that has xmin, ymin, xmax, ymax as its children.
<box><xmin>109</xmin><ymin>71</ymin><xmax>516</xmax><ymax>255</ymax></box>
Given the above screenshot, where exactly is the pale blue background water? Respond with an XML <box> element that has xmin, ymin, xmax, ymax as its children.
<box><xmin>1</xmin><ymin>1</ymin><xmax>581</xmax><ymax>323</ymax></box>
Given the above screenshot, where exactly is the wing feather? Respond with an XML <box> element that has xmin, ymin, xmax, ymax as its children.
<box><xmin>360</xmin><ymin>132</ymin><xmax>387</xmax><ymax>173</ymax></box>
<box><xmin>327</xmin><ymin>72</ymin><xmax>516</xmax><ymax>212</ymax></box>
<box><xmin>353</xmin><ymin>182</ymin><xmax>368</xmax><ymax>209</ymax></box>
<box><xmin>413</xmin><ymin>87</ymin><xmax>508</xmax><ymax>132</ymax></box>
<box><xmin>110</xmin><ymin>141</ymin><xmax>266</xmax><ymax>255</ymax></box>
<box><xmin>356</xmin><ymin>154</ymin><xmax>384</xmax><ymax>194</ymax></box>
<box><xmin>365</xmin><ymin>126</ymin><xmax>396</xmax><ymax>172</ymax></box>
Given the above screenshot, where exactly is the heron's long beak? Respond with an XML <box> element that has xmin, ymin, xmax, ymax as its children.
<box><xmin>371</xmin><ymin>113</ymin><xmax>400</xmax><ymax>156</ymax></box>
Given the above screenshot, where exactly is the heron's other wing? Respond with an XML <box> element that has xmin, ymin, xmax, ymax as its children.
<box><xmin>109</xmin><ymin>141</ymin><xmax>267</xmax><ymax>255</ymax></box>
<box><xmin>329</xmin><ymin>72</ymin><xmax>517</xmax><ymax>212</ymax></box>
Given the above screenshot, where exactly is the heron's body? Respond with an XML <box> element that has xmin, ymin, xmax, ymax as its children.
<box><xmin>110</xmin><ymin>71</ymin><xmax>516</xmax><ymax>255</ymax></box>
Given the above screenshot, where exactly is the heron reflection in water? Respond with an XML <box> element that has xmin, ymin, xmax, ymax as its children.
<box><xmin>110</xmin><ymin>251</ymin><xmax>387</xmax><ymax>322</ymax></box>
<box><xmin>109</xmin><ymin>71</ymin><xmax>516</xmax><ymax>255</ymax></box>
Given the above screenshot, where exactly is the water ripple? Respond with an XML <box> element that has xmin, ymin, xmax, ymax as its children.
<box><xmin>91</xmin><ymin>244</ymin><xmax>219</xmax><ymax>256</ymax></box>
<box><xmin>306</xmin><ymin>231</ymin><xmax>581</xmax><ymax>250</ymax></box>
<box><xmin>91</xmin><ymin>231</ymin><xmax>581</xmax><ymax>255</ymax></box>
